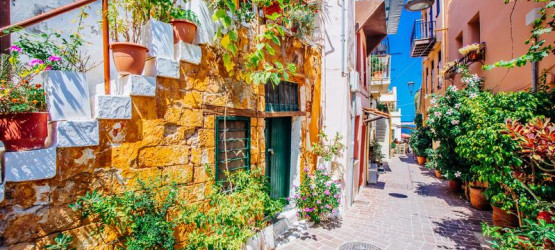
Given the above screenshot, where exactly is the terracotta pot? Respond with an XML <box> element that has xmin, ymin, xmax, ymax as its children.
<box><xmin>435</xmin><ymin>169</ymin><xmax>442</xmax><ymax>179</ymax></box>
<box><xmin>0</xmin><ymin>112</ymin><xmax>48</xmax><ymax>151</ymax></box>
<box><xmin>417</xmin><ymin>156</ymin><xmax>426</xmax><ymax>165</ymax></box>
<box><xmin>169</xmin><ymin>19</ymin><xmax>198</xmax><ymax>44</ymax></box>
<box><xmin>537</xmin><ymin>211</ymin><xmax>553</xmax><ymax>224</ymax></box>
<box><xmin>492</xmin><ymin>206</ymin><xmax>519</xmax><ymax>228</ymax></box>
<box><xmin>469</xmin><ymin>187</ymin><xmax>491</xmax><ymax>211</ymax></box>
<box><xmin>110</xmin><ymin>42</ymin><xmax>148</xmax><ymax>75</ymax></box>
<box><xmin>448</xmin><ymin>180</ymin><xmax>462</xmax><ymax>193</ymax></box>
<box><xmin>263</xmin><ymin>2</ymin><xmax>282</xmax><ymax>16</ymax></box>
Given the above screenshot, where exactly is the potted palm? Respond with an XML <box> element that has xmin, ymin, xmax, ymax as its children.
<box><xmin>0</xmin><ymin>49</ymin><xmax>49</xmax><ymax>151</ymax></box>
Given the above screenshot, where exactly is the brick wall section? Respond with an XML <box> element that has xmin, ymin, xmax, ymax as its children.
<box><xmin>0</xmin><ymin>38</ymin><xmax>322</xmax><ymax>248</ymax></box>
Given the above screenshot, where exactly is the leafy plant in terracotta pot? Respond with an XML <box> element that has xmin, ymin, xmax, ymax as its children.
<box><xmin>283</xmin><ymin>4</ymin><xmax>316</xmax><ymax>39</ymax></box>
<box><xmin>107</xmin><ymin>0</ymin><xmax>149</xmax><ymax>75</ymax></box>
<box><xmin>0</xmin><ymin>49</ymin><xmax>49</xmax><ymax>151</ymax></box>
<box><xmin>169</xmin><ymin>8</ymin><xmax>200</xmax><ymax>44</ymax></box>
<box><xmin>410</xmin><ymin>114</ymin><xmax>431</xmax><ymax>166</ymax></box>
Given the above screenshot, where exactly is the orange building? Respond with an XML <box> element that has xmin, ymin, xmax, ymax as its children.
<box><xmin>413</xmin><ymin>0</ymin><xmax>555</xmax><ymax>118</ymax></box>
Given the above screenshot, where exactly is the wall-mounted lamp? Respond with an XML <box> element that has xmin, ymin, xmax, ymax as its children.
<box><xmin>404</xmin><ymin>0</ymin><xmax>434</xmax><ymax>12</ymax></box>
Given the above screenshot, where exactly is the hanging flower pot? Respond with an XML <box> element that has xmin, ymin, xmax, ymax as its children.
<box><xmin>169</xmin><ymin>19</ymin><xmax>198</xmax><ymax>44</ymax></box>
<box><xmin>492</xmin><ymin>206</ymin><xmax>519</xmax><ymax>228</ymax></box>
<box><xmin>417</xmin><ymin>156</ymin><xmax>427</xmax><ymax>165</ymax></box>
<box><xmin>0</xmin><ymin>112</ymin><xmax>48</xmax><ymax>151</ymax></box>
<box><xmin>469</xmin><ymin>186</ymin><xmax>491</xmax><ymax>211</ymax></box>
<box><xmin>110</xmin><ymin>42</ymin><xmax>149</xmax><ymax>75</ymax></box>
<box><xmin>448</xmin><ymin>180</ymin><xmax>462</xmax><ymax>193</ymax></box>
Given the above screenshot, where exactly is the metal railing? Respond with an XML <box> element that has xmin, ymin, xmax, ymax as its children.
<box><xmin>0</xmin><ymin>0</ymin><xmax>111</xmax><ymax>95</ymax></box>
<box><xmin>370</xmin><ymin>55</ymin><xmax>391</xmax><ymax>82</ymax></box>
<box><xmin>410</xmin><ymin>19</ymin><xmax>435</xmax><ymax>44</ymax></box>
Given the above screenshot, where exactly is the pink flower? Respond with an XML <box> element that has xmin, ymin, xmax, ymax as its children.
<box><xmin>317</xmin><ymin>200</ymin><xmax>321</xmax><ymax>204</ymax></box>
<box><xmin>45</xmin><ymin>65</ymin><xmax>52</xmax><ymax>71</ymax></box>
<box><xmin>29</xmin><ymin>59</ymin><xmax>44</xmax><ymax>66</ymax></box>
<box><xmin>48</xmin><ymin>55</ymin><xmax>61</xmax><ymax>62</ymax></box>
<box><xmin>325</xmin><ymin>205</ymin><xmax>331</xmax><ymax>209</ymax></box>
<box><xmin>302</xmin><ymin>196</ymin><xmax>306</xmax><ymax>201</ymax></box>
<box><xmin>304</xmin><ymin>167</ymin><xmax>309</xmax><ymax>171</ymax></box>
<box><xmin>294</xmin><ymin>194</ymin><xmax>299</xmax><ymax>199</ymax></box>
<box><xmin>286</xmin><ymin>197</ymin><xmax>290</xmax><ymax>201</ymax></box>
<box><xmin>324</xmin><ymin>190</ymin><xmax>330</xmax><ymax>196</ymax></box>
<box><xmin>305</xmin><ymin>208</ymin><xmax>311</xmax><ymax>212</ymax></box>
<box><xmin>312</xmin><ymin>192</ymin><xmax>317</xmax><ymax>196</ymax></box>
<box><xmin>9</xmin><ymin>45</ymin><xmax>21</xmax><ymax>53</ymax></box>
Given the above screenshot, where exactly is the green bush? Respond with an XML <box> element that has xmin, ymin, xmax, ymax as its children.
<box><xmin>409</xmin><ymin>125</ymin><xmax>432</xmax><ymax>157</ymax></box>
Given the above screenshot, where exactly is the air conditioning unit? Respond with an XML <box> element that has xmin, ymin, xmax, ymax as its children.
<box><xmin>350</xmin><ymin>71</ymin><xmax>360</xmax><ymax>92</ymax></box>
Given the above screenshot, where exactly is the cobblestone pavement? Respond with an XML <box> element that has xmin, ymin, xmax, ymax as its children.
<box><xmin>278</xmin><ymin>155</ymin><xmax>492</xmax><ymax>250</ymax></box>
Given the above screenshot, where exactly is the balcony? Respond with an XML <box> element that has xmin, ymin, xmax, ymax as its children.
<box><xmin>369</xmin><ymin>54</ymin><xmax>391</xmax><ymax>93</ymax></box>
<box><xmin>410</xmin><ymin>19</ymin><xmax>436</xmax><ymax>57</ymax></box>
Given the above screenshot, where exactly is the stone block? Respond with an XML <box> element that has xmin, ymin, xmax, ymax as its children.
<box><xmin>5</xmin><ymin>147</ymin><xmax>57</xmax><ymax>182</ymax></box>
<box><xmin>142</xmin><ymin>18</ymin><xmax>175</xmax><ymax>58</ymax></box>
<box><xmin>138</xmin><ymin>146</ymin><xmax>189</xmax><ymax>168</ymax></box>
<box><xmin>111</xmin><ymin>75</ymin><xmax>156</xmax><ymax>97</ymax></box>
<box><xmin>94</xmin><ymin>95</ymin><xmax>132</xmax><ymax>119</ymax></box>
<box><xmin>175</xmin><ymin>42</ymin><xmax>202</xmax><ymax>65</ymax></box>
<box><xmin>144</xmin><ymin>57</ymin><xmax>180</xmax><ymax>79</ymax></box>
<box><xmin>42</xmin><ymin>71</ymin><xmax>91</xmax><ymax>121</ymax></box>
<box><xmin>188</xmin><ymin>0</ymin><xmax>216</xmax><ymax>44</ymax></box>
<box><xmin>56</xmin><ymin>120</ymin><xmax>99</xmax><ymax>147</ymax></box>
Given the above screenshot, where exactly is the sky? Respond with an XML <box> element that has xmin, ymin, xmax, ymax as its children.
<box><xmin>388</xmin><ymin>8</ymin><xmax>422</xmax><ymax>124</ymax></box>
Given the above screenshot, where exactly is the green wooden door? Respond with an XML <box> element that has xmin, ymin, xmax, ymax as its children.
<box><xmin>265</xmin><ymin>117</ymin><xmax>292</xmax><ymax>199</ymax></box>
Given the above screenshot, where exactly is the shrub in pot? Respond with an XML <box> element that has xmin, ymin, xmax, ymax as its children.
<box><xmin>409</xmin><ymin>124</ymin><xmax>431</xmax><ymax>166</ymax></box>
<box><xmin>0</xmin><ymin>49</ymin><xmax>49</xmax><ymax>151</ymax></box>
<box><xmin>283</xmin><ymin>4</ymin><xmax>316</xmax><ymax>39</ymax></box>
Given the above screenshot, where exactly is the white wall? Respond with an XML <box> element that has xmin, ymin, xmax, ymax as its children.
<box><xmin>321</xmin><ymin>0</ymin><xmax>357</xmax><ymax>208</ymax></box>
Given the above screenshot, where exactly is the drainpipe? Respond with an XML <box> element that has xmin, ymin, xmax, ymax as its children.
<box><xmin>341</xmin><ymin>0</ymin><xmax>346</xmax><ymax>76</ymax></box>
<box><xmin>531</xmin><ymin>61</ymin><xmax>538</xmax><ymax>93</ymax></box>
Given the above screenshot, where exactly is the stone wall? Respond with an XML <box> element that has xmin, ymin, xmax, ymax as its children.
<box><xmin>0</xmin><ymin>30</ymin><xmax>322</xmax><ymax>248</ymax></box>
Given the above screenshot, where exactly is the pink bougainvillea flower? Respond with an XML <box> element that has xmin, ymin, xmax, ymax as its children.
<box><xmin>302</xmin><ymin>196</ymin><xmax>306</xmax><ymax>201</ymax></box>
<box><xmin>305</xmin><ymin>208</ymin><xmax>311</xmax><ymax>212</ymax></box>
<box><xmin>29</xmin><ymin>59</ymin><xmax>44</xmax><ymax>66</ymax></box>
<box><xmin>48</xmin><ymin>55</ymin><xmax>62</xmax><ymax>62</ymax></box>
<box><xmin>45</xmin><ymin>65</ymin><xmax>52</xmax><ymax>71</ymax></box>
<box><xmin>9</xmin><ymin>45</ymin><xmax>21</xmax><ymax>53</ymax></box>
<box><xmin>324</xmin><ymin>190</ymin><xmax>330</xmax><ymax>195</ymax></box>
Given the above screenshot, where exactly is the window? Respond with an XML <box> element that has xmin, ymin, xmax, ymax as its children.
<box><xmin>469</xmin><ymin>13</ymin><xmax>481</xmax><ymax>44</ymax></box>
<box><xmin>215</xmin><ymin>117</ymin><xmax>251</xmax><ymax>183</ymax></box>
<box><xmin>455</xmin><ymin>32</ymin><xmax>463</xmax><ymax>58</ymax></box>
<box><xmin>431</xmin><ymin>61</ymin><xmax>435</xmax><ymax>93</ymax></box>
<box><xmin>437</xmin><ymin>50</ymin><xmax>443</xmax><ymax>90</ymax></box>
<box><xmin>265</xmin><ymin>81</ymin><xmax>299</xmax><ymax>112</ymax></box>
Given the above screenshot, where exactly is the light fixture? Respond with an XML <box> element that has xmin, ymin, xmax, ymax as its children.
<box><xmin>404</xmin><ymin>0</ymin><xmax>434</xmax><ymax>12</ymax></box>
<box><xmin>407</xmin><ymin>81</ymin><xmax>415</xmax><ymax>96</ymax></box>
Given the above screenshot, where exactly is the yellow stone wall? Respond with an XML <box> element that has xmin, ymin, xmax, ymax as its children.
<box><xmin>0</xmin><ymin>36</ymin><xmax>322</xmax><ymax>248</ymax></box>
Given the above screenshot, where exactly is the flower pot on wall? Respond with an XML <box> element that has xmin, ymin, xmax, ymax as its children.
<box><xmin>263</xmin><ymin>2</ymin><xmax>282</xmax><ymax>17</ymax></box>
<box><xmin>492</xmin><ymin>206</ymin><xmax>519</xmax><ymax>228</ymax></box>
<box><xmin>448</xmin><ymin>180</ymin><xmax>462</xmax><ymax>193</ymax></box>
<box><xmin>417</xmin><ymin>156</ymin><xmax>426</xmax><ymax>166</ymax></box>
<box><xmin>469</xmin><ymin>187</ymin><xmax>491</xmax><ymax>211</ymax></box>
<box><xmin>169</xmin><ymin>19</ymin><xmax>198</xmax><ymax>44</ymax></box>
<box><xmin>110</xmin><ymin>42</ymin><xmax>149</xmax><ymax>75</ymax></box>
<box><xmin>0</xmin><ymin>112</ymin><xmax>48</xmax><ymax>151</ymax></box>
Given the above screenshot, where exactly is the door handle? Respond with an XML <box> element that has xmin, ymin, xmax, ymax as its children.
<box><xmin>268</xmin><ymin>148</ymin><xmax>274</xmax><ymax>155</ymax></box>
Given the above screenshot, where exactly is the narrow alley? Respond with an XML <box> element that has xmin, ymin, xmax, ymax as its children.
<box><xmin>279</xmin><ymin>156</ymin><xmax>491</xmax><ymax>250</ymax></box>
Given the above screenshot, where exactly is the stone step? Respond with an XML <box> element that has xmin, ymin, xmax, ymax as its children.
<box><xmin>4</xmin><ymin>147</ymin><xmax>57</xmax><ymax>182</ymax></box>
<box><xmin>56</xmin><ymin>120</ymin><xmax>100</xmax><ymax>148</ymax></box>
<box><xmin>94</xmin><ymin>95</ymin><xmax>133</xmax><ymax>120</ymax></box>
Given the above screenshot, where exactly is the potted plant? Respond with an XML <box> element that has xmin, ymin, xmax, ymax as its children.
<box><xmin>14</xmin><ymin>26</ymin><xmax>94</xmax><ymax>121</ymax></box>
<box><xmin>283</xmin><ymin>4</ymin><xmax>316</xmax><ymax>39</ymax></box>
<box><xmin>459</xmin><ymin>43</ymin><xmax>485</xmax><ymax>61</ymax></box>
<box><xmin>409</xmin><ymin>116</ymin><xmax>431</xmax><ymax>166</ymax></box>
<box><xmin>439</xmin><ymin>61</ymin><xmax>457</xmax><ymax>80</ymax></box>
<box><xmin>169</xmin><ymin>8</ymin><xmax>201</xmax><ymax>44</ymax></box>
<box><xmin>108</xmin><ymin>0</ymin><xmax>149</xmax><ymax>75</ymax></box>
<box><xmin>469</xmin><ymin>181</ymin><xmax>491</xmax><ymax>211</ymax></box>
<box><xmin>0</xmin><ymin>49</ymin><xmax>49</xmax><ymax>151</ymax></box>
<box><xmin>371</xmin><ymin>56</ymin><xmax>385</xmax><ymax>79</ymax></box>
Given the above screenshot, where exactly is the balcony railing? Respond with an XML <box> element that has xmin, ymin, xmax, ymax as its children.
<box><xmin>410</xmin><ymin>19</ymin><xmax>436</xmax><ymax>57</ymax></box>
<box><xmin>370</xmin><ymin>55</ymin><xmax>391</xmax><ymax>83</ymax></box>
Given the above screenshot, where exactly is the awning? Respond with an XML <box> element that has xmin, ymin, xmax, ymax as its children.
<box><xmin>363</xmin><ymin>107</ymin><xmax>390</xmax><ymax>123</ymax></box>
<box><xmin>355</xmin><ymin>0</ymin><xmax>387</xmax><ymax>54</ymax></box>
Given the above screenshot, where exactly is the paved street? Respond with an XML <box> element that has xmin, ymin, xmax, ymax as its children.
<box><xmin>279</xmin><ymin>155</ymin><xmax>492</xmax><ymax>250</ymax></box>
